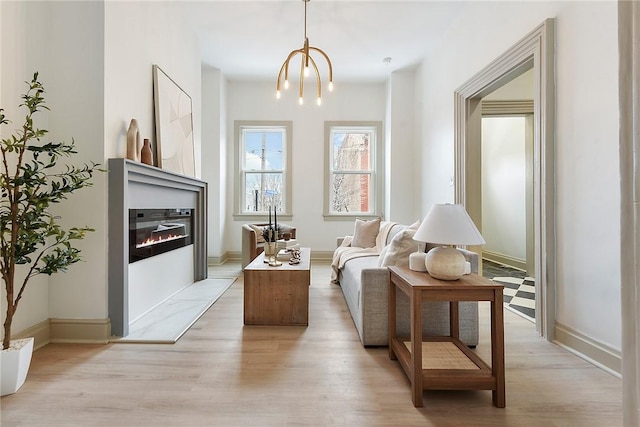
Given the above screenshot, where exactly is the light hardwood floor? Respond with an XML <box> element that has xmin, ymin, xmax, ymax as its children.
<box><xmin>1</xmin><ymin>261</ymin><xmax>622</xmax><ymax>426</ymax></box>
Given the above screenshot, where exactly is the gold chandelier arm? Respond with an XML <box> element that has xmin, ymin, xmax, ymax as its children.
<box><xmin>299</xmin><ymin>52</ymin><xmax>306</xmax><ymax>103</ymax></box>
<box><xmin>306</xmin><ymin>54</ymin><xmax>322</xmax><ymax>101</ymax></box>
<box><xmin>276</xmin><ymin>49</ymin><xmax>304</xmax><ymax>92</ymax></box>
<box><xmin>309</xmin><ymin>46</ymin><xmax>333</xmax><ymax>84</ymax></box>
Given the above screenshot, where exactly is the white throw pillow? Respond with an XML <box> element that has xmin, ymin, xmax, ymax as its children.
<box><xmin>379</xmin><ymin>220</ymin><xmax>421</xmax><ymax>267</ymax></box>
<box><xmin>377</xmin><ymin>245</ymin><xmax>390</xmax><ymax>267</ymax></box>
<box><xmin>249</xmin><ymin>224</ymin><xmax>266</xmax><ymax>243</ymax></box>
<box><xmin>351</xmin><ymin>217</ymin><xmax>381</xmax><ymax>248</ymax></box>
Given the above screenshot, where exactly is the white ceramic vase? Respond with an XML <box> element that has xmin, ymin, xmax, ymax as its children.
<box><xmin>126</xmin><ymin>119</ymin><xmax>140</xmax><ymax>161</ymax></box>
<box><xmin>0</xmin><ymin>337</ymin><xmax>34</xmax><ymax>396</ymax></box>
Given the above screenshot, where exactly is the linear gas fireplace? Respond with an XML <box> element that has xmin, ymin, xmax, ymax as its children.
<box><xmin>129</xmin><ymin>208</ymin><xmax>194</xmax><ymax>263</ymax></box>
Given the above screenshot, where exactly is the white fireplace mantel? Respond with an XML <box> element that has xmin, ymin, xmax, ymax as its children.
<box><xmin>108</xmin><ymin>158</ymin><xmax>207</xmax><ymax>337</ymax></box>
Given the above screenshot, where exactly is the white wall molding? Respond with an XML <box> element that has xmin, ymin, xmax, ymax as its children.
<box><xmin>619</xmin><ymin>0</ymin><xmax>640</xmax><ymax>424</ymax></box>
<box><xmin>50</xmin><ymin>318</ymin><xmax>112</xmax><ymax>344</ymax></box>
<box><xmin>554</xmin><ymin>322</ymin><xmax>621</xmax><ymax>377</ymax></box>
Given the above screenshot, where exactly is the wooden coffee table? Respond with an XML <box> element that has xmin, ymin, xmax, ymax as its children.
<box><xmin>243</xmin><ymin>247</ymin><xmax>311</xmax><ymax>326</ymax></box>
<box><xmin>388</xmin><ymin>266</ymin><xmax>505</xmax><ymax>408</ymax></box>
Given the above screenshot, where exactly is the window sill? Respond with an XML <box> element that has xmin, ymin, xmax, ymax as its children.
<box><xmin>233</xmin><ymin>213</ymin><xmax>293</xmax><ymax>222</ymax></box>
<box><xmin>323</xmin><ymin>214</ymin><xmax>381</xmax><ymax>221</ymax></box>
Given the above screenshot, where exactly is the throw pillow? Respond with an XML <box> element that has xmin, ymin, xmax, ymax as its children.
<box><xmin>377</xmin><ymin>245</ymin><xmax>390</xmax><ymax>267</ymax></box>
<box><xmin>379</xmin><ymin>220</ymin><xmax>421</xmax><ymax>267</ymax></box>
<box><xmin>351</xmin><ymin>217</ymin><xmax>381</xmax><ymax>248</ymax></box>
<box><xmin>249</xmin><ymin>224</ymin><xmax>266</xmax><ymax>244</ymax></box>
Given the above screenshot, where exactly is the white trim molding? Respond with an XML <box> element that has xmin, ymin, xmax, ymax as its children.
<box><xmin>619</xmin><ymin>1</ymin><xmax>640</xmax><ymax>425</ymax></box>
<box><xmin>554</xmin><ymin>322</ymin><xmax>622</xmax><ymax>377</ymax></box>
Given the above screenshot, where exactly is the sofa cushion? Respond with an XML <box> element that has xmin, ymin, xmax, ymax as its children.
<box><xmin>378</xmin><ymin>220</ymin><xmax>420</xmax><ymax>267</ymax></box>
<box><xmin>249</xmin><ymin>224</ymin><xmax>266</xmax><ymax>243</ymax></box>
<box><xmin>351</xmin><ymin>217</ymin><xmax>380</xmax><ymax>248</ymax></box>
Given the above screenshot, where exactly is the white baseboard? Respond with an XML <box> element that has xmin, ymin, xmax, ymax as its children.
<box><xmin>49</xmin><ymin>318</ymin><xmax>112</xmax><ymax>344</ymax></box>
<box><xmin>209</xmin><ymin>250</ymin><xmax>333</xmax><ymax>265</ymax></box>
<box><xmin>13</xmin><ymin>319</ymin><xmax>50</xmax><ymax>350</ymax></box>
<box><xmin>310</xmin><ymin>251</ymin><xmax>333</xmax><ymax>261</ymax></box>
<box><xmin>554</xmin><ymin>321</ymin><xmax>621</xmax><ymax>377</ymax></box>
<box><xmin>483</xmin><ymin>250</ymin><xmax>526</xmax><ymax>272</ymax></box>
<box><xmin>13</xmin><ymin>318</ymin><xmax>112</xmax><ymax>348</ymax></box>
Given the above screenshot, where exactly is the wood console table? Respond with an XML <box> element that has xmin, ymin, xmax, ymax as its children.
<box><xmin>388</xmin><ymin>266</ymin><xmax>505</xmax><ymax>408</ymax></box>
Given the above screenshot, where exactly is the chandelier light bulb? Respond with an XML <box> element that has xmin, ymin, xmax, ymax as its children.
<box><xmin>284</xmin><ymin>80</ymin><xmax>289</xmax><ymax>90</ymax></box>
<box><xmin>328</xmin><ymin>81</ymin><xmax>334</xmax><ymax>92</ymax></box>
<box><xmin>304</xmin><ymin>66</ymin><xmax>310</xmax><ymax>77</ymax></box>
<box><xmin>316</xmin><ymin>97</ymin><xmax>322</xmax><ymax>106</ymax></box>
<box><xmin>299</xmin><ymin>97</ymin><xmax>304</xmax><ymax>105</ymax></box>
<box><xmin>276</xmin><ymin>90</ymin><xmax>281</xmax><ymax>99</ymax></box>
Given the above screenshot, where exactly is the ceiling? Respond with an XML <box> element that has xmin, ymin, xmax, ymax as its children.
<box><xmin>183</xmin><ymin>1</ymin><xmax>469</xmax><ymax>83</ymax></box>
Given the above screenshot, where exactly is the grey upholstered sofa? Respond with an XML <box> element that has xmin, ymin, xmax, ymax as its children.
<box><xmin>334</xmin><ymin>222</ymin><xmax>479</xmax><ymax>347</ymax></box>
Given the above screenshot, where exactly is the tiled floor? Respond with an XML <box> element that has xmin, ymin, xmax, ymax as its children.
<box><xmin>482</xmin><ymin>260</ymin><xmax>535</xmax><ymax>323</ymax></box>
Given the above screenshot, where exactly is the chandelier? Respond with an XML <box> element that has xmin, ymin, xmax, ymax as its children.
<box><xmin>276</xmin><ymin>0</ymin><xmax>333</xmax><ymax>106</ymax></box>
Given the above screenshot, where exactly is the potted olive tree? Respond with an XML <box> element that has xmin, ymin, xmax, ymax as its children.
<box><xmin>1</xmin><ymin>73</ymin><xmax>99</xmax><ymax>395</ymax></box>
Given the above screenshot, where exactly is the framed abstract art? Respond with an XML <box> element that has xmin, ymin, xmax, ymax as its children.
<box><xmin>152</xmin><ymin>65</ymin><xmax>195</xmax><ymax>177</ymax></box>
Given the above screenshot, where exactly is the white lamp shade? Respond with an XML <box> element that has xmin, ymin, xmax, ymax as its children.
<box><xmin>413</xmin><ymin>204</ymin><xmax>486</xmax><ymax>246</ymax></box>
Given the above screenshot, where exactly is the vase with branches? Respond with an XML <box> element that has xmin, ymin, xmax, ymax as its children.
<box><xmin>1</xmin><ymin>73</ymin><xmax>100</xmax><ymax>351</ymax></box>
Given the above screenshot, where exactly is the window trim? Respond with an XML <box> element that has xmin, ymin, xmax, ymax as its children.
<box><xmin>323</xmin><ymin>121</ymin><xmax>384</xmax><ymax>220</ymax></box>
<box><xmin>233</xmin><ymin>120</ymin><xmax>293</xmax><ymax>218</ymax></box>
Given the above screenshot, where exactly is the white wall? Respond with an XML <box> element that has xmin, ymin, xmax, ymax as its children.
<box><xmin>1</xmin><ymin>1</ymin><xmax>50</xmax><ymax>334</ymax></box>
<box><xmin>201</xmin><ymin>66</ymin><xmax>228</xmax><ymax>259</ymax></box>
<box><xmin>417</xmin><ymin>2</ymin><xmax>621</xmax><ymax>351</ymax></box>
<box><xmin>104</xmin><ymin>1</ymin><xmax>201</xmax><ymax>175</ymax></box>
<box><xmin>1</xmin><ymin>0</ymin><xmax>203</xmax><ymax>336</ymax></box>
<box><xmin>225</xmin><ymin>81</ymin><xmax>386</xmax><ymax>253</ymax></box>
<box><xmin>1</xmin><ymin>1</ymin><xmax>106</xmax><ymax>328</ymax></box>
<box><xmin>481</xmin><ymin>117</ymin><xmax>526</xmax><ymax>261</ymax></box>
<box><xmin>386</xmin><ymin>71</ymin><xmax>417</xmax><ymax>224</ymax></box>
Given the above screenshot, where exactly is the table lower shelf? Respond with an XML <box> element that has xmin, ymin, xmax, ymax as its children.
<box><xmin>391</xmin><ymin>337</ymin><xmax>497</xmax><ymax>390</ymax></box>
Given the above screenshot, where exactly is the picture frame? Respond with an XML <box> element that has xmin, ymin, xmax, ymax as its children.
<box><xmin>152</xmin><ymin>64</ymin><xmax>196</xmax><ymax>177</ymax></box>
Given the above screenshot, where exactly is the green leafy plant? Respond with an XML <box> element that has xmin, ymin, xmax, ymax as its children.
<box><xmin>1</xmin><ymin>73</ymin><xmax>100</xmax><ymax>350</ymax></box>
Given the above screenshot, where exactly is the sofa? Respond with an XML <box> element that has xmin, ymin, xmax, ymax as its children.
<box><xmin>241</xmin><ymin>223</ymin><xmax>296</xmax><ymax>269</ymax></box>
<box><xmin>332</xmin><ymin>219</ymin><xmax>479</xmax><ymax>347</ymax></box>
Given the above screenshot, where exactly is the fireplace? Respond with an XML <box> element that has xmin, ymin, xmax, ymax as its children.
<box><xmin>108</xmin><ymin>158</ymin><xmax>207</xmax><ymax>337</ymax></box>
<box><xmin>129</xmin><ymin>208</ymin><xmax>194</xmax><ymax>263</ymax></box>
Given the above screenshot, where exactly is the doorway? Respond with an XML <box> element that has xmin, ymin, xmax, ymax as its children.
<box><xmin>453</xmin><ymin>19</ymin><xmax>555</xmax><ymax>338</ymax></box>
<box><xmin>478</xmin><ymin>70</ymin><xmax>535</xmax><ymax>322</ymax></box>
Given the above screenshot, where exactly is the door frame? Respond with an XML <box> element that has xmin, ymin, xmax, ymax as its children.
<box><xmin>454</xmin><ymin>19</ymin><xmax>556</xmax><ymax>338</ymax></box>
<box><xmin>619</xmin><ymin>1</ymin><xmax>640</xmax><ymax>425</ymax></box>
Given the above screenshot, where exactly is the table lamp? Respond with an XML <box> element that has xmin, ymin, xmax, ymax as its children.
<box><xmin>413</xmin><ymin>203</ymin><xmax>485</xmax><ymax>280</ymax></box>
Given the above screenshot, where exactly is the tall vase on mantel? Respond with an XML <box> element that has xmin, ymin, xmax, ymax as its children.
<box><xmin>140</xmin><ymin>138</ymin><xmax>153</xmax><ymax>166</ymax></box>
<box><xmin>126</xmin><ymin>119</ymin><xmax>140</xmax><ymax>161</ymax></box>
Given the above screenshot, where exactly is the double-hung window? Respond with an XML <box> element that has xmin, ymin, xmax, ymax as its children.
<box><xmin>324</xmin><ymin>121</ymin><xmax>383</xmax><ymax>218</ymax></box>
<box><xmin>234</xmin><ymin>121</ymin><xmax>292</xmax><ymax>217</ymax></box>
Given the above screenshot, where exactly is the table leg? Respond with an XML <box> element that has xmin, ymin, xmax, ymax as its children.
<box><xmin>449</xmin><ymin>301</ymin><xmax>459</xmax><ymax>339</ymax></box>
<box><xmin>389</xmin><ymin>275</ymin><xmax>397</xmax><ymax>360</ymax></box>
<box><xmin>411</xmin><ymin>288</ymin><xmax>423</xmax><ymax>407</ymax></box>
<box><xmin>491</xmin><ymin>289</ymin><xmax>506</xmax><ymax>408</ymax></box>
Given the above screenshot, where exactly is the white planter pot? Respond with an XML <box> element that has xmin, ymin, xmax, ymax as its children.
<box><xmin>1</xmin><ymin>337</ymin><xmax>34</xmax><ymax>396</ymax></box>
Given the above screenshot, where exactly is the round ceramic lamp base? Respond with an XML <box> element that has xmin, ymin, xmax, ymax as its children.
<box><xmin>425</xmin><ymin>246</ymin><xmax>466</xmax><ymax>280</ymax></box>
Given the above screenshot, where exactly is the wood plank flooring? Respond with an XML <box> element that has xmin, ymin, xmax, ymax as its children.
<box><xmin>0</xmin><ymin>261</ymin><xmax>622</xmax><ymax>426</ymax></box>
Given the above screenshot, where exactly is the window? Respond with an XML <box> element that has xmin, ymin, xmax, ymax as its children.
<box><xmin>234</xmin><ymin>121</ymin><xmax>292</xmax><ymax>217</ymax></box>
<box><xmin>324</xmin><ymin>122</ymin><xmax>383</xmax><ymax>218</ymax></box>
